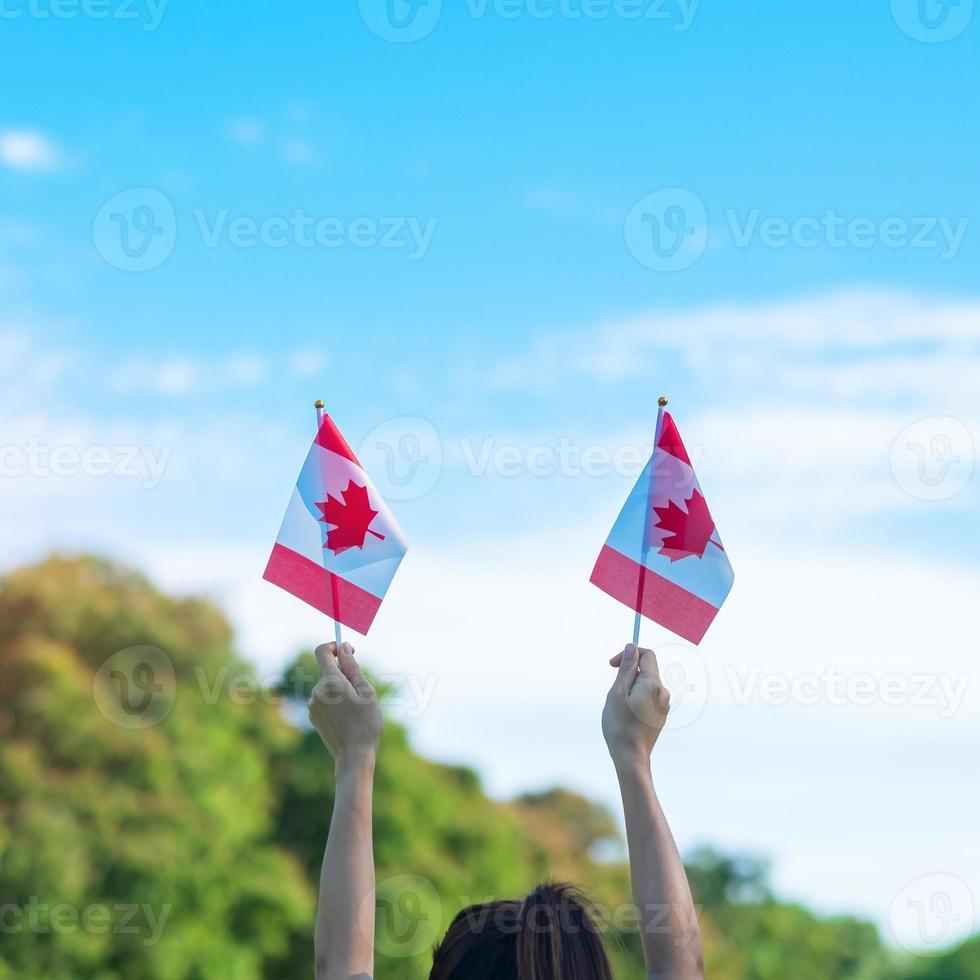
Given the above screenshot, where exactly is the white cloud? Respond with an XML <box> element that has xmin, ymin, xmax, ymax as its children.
<box><xmin>284</xmin><ymin>100</ymin><xmax>315</xmax><ymax>125</ymax></box>
<box><xmin>484</xmin><ymin>289</ymin><xmax>980</xmax><ymax>538</ymax></box>
<box><xmin>94</xmin><ymin>346</ymin><xmax>333</xmax><ymax>396</ymax></box>
<box><xmin>226</xmin><ymin>117</ymin><xmax>265</xmax><ymax>146</ymax></box>
<box><xmin>111</xmin><ymin>357</ymin><xmax>198</xmax><ymax>397</ymax></box>
<box><xmin>0</xmin><ymin>323</ymin><xmax>75</xmax><ymax>403</ymax></box>
<box><xmin>0</xmin><ymin>220</ymin><xmax>45</xmax><ymax>247</ymax></box>
<box><xmin>484</xmin><ymin>289</ymin><xmax>980</xmax><ymax>407</ymax></box>
<box><xmin>523</xmin><ymin>184</ymin><xmax>619</xmax><ymax>224</ymax></box>
<box><xmin>0</xmin><ymin>263</ymin><xmax>20</xmax><ymax>291</ymax></box>
<box><xmin>109</xmin><ymin>353</ymin><xmax>277</xmax><ymax>396</ymax></box>
<box><xmin>223</xmin><ymin>111</ymin><xmax>321</xmax><ymax>167</ymax></box>
<box><xmin>279</xmin><ymin>138</ymin><xmax>317</xmax><ymax>167</ymax></box>
<box><xmin>680</xmin><ymin>405</ymin><xmax>975</xmax><ymax>533</ymax></box>
<box><xmin>785</xmin><ymin>349</ymin><xmax>980</xmax><ymax>409</ymax></box>
<box><xmin>0</xmin><ymin>129</ymin><xmax>63</xmax><ymax>173</ymax></box>
<box><xmin>154</xmin><ymin>359</ymin><xmax>197</xmax><ymax>395</ymax></box>
<box><xmin>288</xmin><ymin>349</ymin><xmax>325</xmax><ymax>378</ymax></box>
<box><xmin>224</xmin><ymin>352</ymin><xmax>268</xmax><ymax>386</ymax></box>
<box><xmin>524</xmin><ymin>184</ymin><xmax>584</xmax><ymax>219</ymax></box>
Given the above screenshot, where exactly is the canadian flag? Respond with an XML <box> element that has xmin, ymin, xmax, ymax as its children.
<box><xmin>263</xmin><ymin>413</ymin><xmax>408</xmax><ymax>634</ymax></box>
<box><xmin>590</xmin><ymin>410</ymin><xmax>733</xmax><ymax>644</ymax></box>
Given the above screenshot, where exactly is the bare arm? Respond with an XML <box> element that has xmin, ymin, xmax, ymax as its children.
<box><xmin>603</xmin><ymin>644</ymin><xmax>704</xmax><ymax>980</ymax></box>
<box><xmin>308</xmin><ymin>641</ymin><xmax>382</xmax><ymax>980</ymax></box>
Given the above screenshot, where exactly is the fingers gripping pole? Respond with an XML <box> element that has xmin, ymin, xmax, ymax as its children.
<box><xmin>633</xmin><ymin>396</ymin><xmax>669</xmax><ymax>649</ymax></box>
<box><xmin>315</xmin><ymin>400</ymin><xmax>343</xmax><ymax>648</ymax></box>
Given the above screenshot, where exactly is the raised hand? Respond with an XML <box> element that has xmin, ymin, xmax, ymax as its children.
<box><xmin>310</xmin><ymin>641</ymin><xmax>380</xmax><ymax>980</ymax></box>
<box><xmin>308</xmin><ymin>641</ymin><xmax>383</xmax><ymax>771</ymax></box>
<box><xmin>602</xmin><ymin>644</ymin><xmax>671</xmax><ymax>768</ymax></box>
<box><xmin>603</xmin><ymin>644</ymin><xmax>703</xmax><ymax>978</ymax></box>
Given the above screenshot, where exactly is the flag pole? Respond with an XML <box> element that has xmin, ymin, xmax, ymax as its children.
<box><xmin>315</xmin><ymin>400</ymin><xmax>344</xmax><ymax>651</ymax></box>
<box><xmin>633</xmin><ymin>396</ymin><xmax>669</xmax><ymax>648</ymax></box>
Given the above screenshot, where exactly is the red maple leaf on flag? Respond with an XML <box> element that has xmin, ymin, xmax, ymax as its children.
<box><xmin>317</xmin><ymin>481</ymin><xmax>386</xmax><ymax>555</ymax></box>
<box><xmin>652</xmin><ymin>490</ymin><xmax>718</xmax><ymax>562</ymax></box>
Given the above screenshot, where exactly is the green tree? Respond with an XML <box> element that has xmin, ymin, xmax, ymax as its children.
<box><xmin>0</xmin><ymin>556</ymin><xmax>312</xmax><ymax>979</ymax></box>
<box><xmin>1</xmin><ymin>555</ymin><xmax>972</xmax><ymax>980</ymax></box>
<box><xmin>895</xmin><ymin>937</ymin><xmax>980</xmax><ymax>980</ymax></box>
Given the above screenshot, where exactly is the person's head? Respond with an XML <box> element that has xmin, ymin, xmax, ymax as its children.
<box><xmin>429</xmin><ymin>881</ymin><xmax>613</xmax><ymax>980</ymax></box>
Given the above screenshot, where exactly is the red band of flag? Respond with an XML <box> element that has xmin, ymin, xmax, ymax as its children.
<box><xmin>590</xmin><ymin>544</ymin><xmax>720</xmax><ymax>645</ymax></box>
<box><xmin>263</xmin><ymin>543</ymin><xmax>382</xmax><ymax>635</ymax></box>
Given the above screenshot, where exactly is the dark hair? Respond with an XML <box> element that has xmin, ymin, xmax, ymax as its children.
<box><xmin>429</xmin><ymin>881</ymin><xmax>614</xmax><ymax>980</ymax></box>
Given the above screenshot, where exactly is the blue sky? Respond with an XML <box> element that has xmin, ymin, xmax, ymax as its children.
<box><xmin>2</xmin><ymin>0</ymin><xmax>979</xmax><ymax>950</ymax></box>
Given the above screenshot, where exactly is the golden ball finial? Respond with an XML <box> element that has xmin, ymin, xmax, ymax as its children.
<box><xmin>314</xmin><ymin>400</ymin><xmax>325</xmax><ymax>410</ymax></box>
<box><xmin>658</xmin><ymin>396</ymin><xmax>669</xmax><ymax>408</ymax></box>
